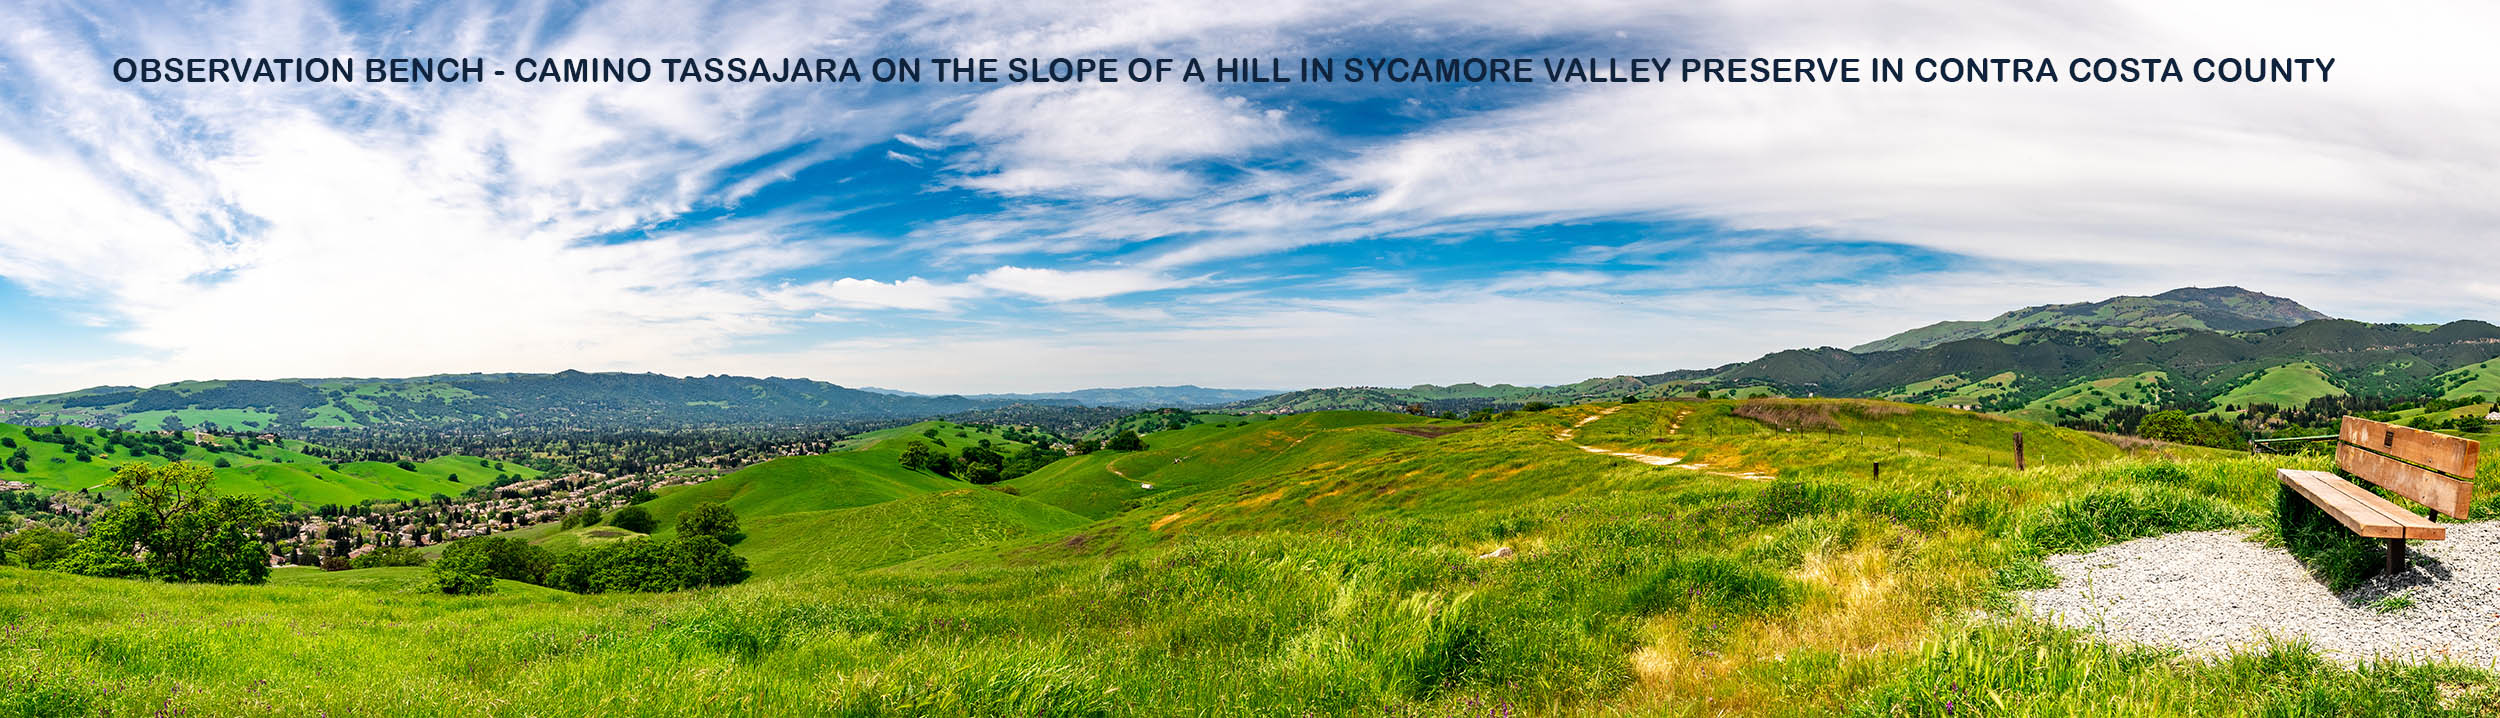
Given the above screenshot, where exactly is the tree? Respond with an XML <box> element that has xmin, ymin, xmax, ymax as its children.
<box><xmin>1</xmin><ymin>526</ymin><xmax>76</xmax><ymax>569</ymax></box>
<box><xmin>546</xmin><ymin>536</ymin><xmax>749</xmax><ymax>594</ymax></box>
<box><xmin>609</xmin><ymin>505</ymin><xmax>657</xmax><ymax>533</ymax></box>
<box><xmin>431</xmin><ymin>549</ymin><xmax>496</xmax><ymax>595</ymax></box>
<box><xmin>676</xmin><ymin>502</ymin><xmax>744</xmax><ymax>545</ymax></box>
<box><xmin>561</xmin><ymin>507</ymin><xmax>603</xmax><ymax>530</ymax></box>
<box><xmin>437</xmin><ymin>536</ymin><xmax>552</xmax><ymax>584</ymax></box>
<box><xmin>56</xmin><ymin>462</ymin><xmax>272</xmax><ymax>584</ymax></box>
<box><xmin>1106</xmin><ymin>430</ymin><xmax>1146</xmax><ymax>452</ymax></box>
<box><xmin>897</xmin><ymin>440</ymin><xmax>954</xmax><ymax>476</ymax></box>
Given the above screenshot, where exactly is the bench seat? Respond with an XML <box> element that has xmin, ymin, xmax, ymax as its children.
<box><xmin>2277</xmin><ymin>468</ymin><xmax>2445</xmax><ymax>541</ymax></box>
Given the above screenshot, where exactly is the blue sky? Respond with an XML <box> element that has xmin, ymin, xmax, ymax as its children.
<box><xmin>1</xmin><ymin>1</ymin><xmax>2495</xmax><ymax>397</ymax></box>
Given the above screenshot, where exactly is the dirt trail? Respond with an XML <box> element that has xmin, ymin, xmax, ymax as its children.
<box><xmin>1555</xmin><ymin>406</ymin><xmax>1773</xmax><ymax>481</ymax></box>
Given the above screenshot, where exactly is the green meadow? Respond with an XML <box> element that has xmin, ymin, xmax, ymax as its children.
<box><xmin>7</xmin><ymin>400</ymin><xmax>2500</xmax><ymax>715</ymax></box>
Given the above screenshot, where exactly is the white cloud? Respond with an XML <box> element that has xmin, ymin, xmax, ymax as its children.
<box><xmin>943</xmin><ymin>84</ymin><xmax>1298</xmax><ymax>198</ymax></box>
<box><xmin>971</xmin><ymin>265</ymin><xmax>1190</xmax><ymax>301</ymax></box>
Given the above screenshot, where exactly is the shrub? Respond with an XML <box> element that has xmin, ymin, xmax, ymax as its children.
<box><xmin>560</xmin><ymin>507</ymin><xmax>602</xmax><ymax>530</ymax></box>
<box><xmin>609</xmin><ymin>505</ymin><xmax>657</xmax><ymax>533</ymax></box>
<box><xmin>0</xmin><ymin>526</ymin><xmax>76</xmax><ymax>570</ymax></box>
<box><xmin>319</xmin><ymin>556</ymin><xmax>351</xmax><ymax>572</ymax></box>
<box><xmin>431</xmin><ymin>550</ymin><xmax>496</xmax><ymax>595</ymax></box>
<box><xmin>437</xmin><ymin>536</ymin><xmax>553</xmax><ymax>584</ymax></box>
<box><xmin>547</xmin><ymin>536</ymin><xmax>750</xmax><ymax>594</ymax></box>
<box><xmin>1106</xmin><ymin>430</ymin><xmax>1146</xmax><ymax>452</ymax></box>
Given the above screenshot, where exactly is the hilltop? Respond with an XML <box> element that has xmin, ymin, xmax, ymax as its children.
<box><xmin>1850</xmin><ymin>286</ymin><xmax>2331</xmax><ymax>353</ymax></box>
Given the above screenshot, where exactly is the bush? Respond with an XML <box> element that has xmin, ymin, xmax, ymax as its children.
<box><xmin>547</xmin><ymin>536</ymin><xmax>749</xmax><ymax>594</ymax></box>
<box><xmin>1105</xmin><ymin>430</ymin><xmax>1147</xmax><ymax>452</ymax></box>
<box><xmin>437</xmin><ymin>536</ymin><xmax>553</xmax><ymax>584</ymax></box>
<box><xmin>320</xmin><ymin>556</ymin><xmax>351</xmax><ymax>572</ymax></box>
<box><xmin>431</xmin><ymin>556</ymin><xmax>496</xmax><ymax>595</ymax></box>
<box><xmin>609</xmin><ymin>506</ymin><xmax>657</xmax><ymax>533</ymax></box>
<box><xmin>676</xmin><ymin>502</ymin><xmax>744</xmax><ymax>545</ymax></box>
<box><xmin>559</xmin><ymin>507</ymin><xmax>602</xmax><ymax>530</ymax></box>
<box><xmin>0</xmin><ymin>526</ymin><xmax>76</xmax><ymax>570</ymax></box>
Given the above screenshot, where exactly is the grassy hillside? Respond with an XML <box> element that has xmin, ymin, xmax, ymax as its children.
<box><xmin>268</xmin><ymin>565</ymin><xmax>572</xmax><ymax>597</ymax></box>
<box><xmin>2210</xmin><ymin>361</ymin><xmax>2347</xmax><ymax>413</ymax></box>
<box><xmin>2009</xmin><ymin>371</ymin><xmax>2171</xmax><ymax>424</ymax></box>
<box><xmin>0</xmin><ymin>422</ymin><xmax>536</xmax><ymax>507</ymax></box>
<box><xmin>1008</xmin><ymin>411</ymin><xmax>1428</xmax><ymax>519</ymax></box>
<box><xmin>736</xmin><ymin>487</ymin><xmax>1087</xmax><ymax>579</ymax></box>
<box><xmin>11</xmin><ymin>399</ymin><xmax>2500</xmax><ymax>715</ymax></box>
<box><xmin>2436</xmin><ymin>357</ymin><xmax>2500</xmax><ymax>400</ymax></box>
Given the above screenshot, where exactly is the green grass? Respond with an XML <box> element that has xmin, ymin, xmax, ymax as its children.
<box><xmin>268</xmin><ymin>565</ymin><xmax>571</xmax><ymax>597</ymax></box>
<box><xmin>1005</xmin><ymin>410</ymin><xmax>1430</xmax><ymax>519</ymax></box>
<box><xmin>10</xmin><ymin>400</ymin><xmax>2500</xmax><ymax>716</ymax></box>
<box><xmin>737</xmin><ymin>487</ymin><xmax>1087</xmax><ymax>579</ymax></box>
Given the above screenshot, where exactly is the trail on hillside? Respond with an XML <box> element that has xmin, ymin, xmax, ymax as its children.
<box><xmin>1555</xmin><ymin>406</ymin><xmax>1773</xmax><ymax>481</ymax></box>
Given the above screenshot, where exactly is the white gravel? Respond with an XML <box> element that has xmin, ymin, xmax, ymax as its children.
<box><xmin>2019</xmin><ymin>524</ymin><xmax>2500</xmax><ymax>666</ymax></box>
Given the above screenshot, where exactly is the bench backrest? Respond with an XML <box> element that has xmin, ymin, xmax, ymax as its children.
<box><xmin>2337</xmin><ymin>415</ymin><xmax>2480</xmax><ymax>518</ymax></box>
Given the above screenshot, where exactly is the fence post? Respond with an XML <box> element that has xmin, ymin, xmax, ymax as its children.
<box><xmin>1872</xmin><ymin>461</ymin><xmax>1881</xmax><ymax>481</ymax></box>
<box><xmin>2014</xmin><ymin>432</ymin><xmax>2026</xmax><ymax>471</ymax></box>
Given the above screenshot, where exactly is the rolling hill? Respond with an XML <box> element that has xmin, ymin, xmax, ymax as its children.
<box><xmin>1848</xmin><ymin>286</ymin><xmax>2331</xmax><ymax>353</ymax></box>
<box><xmin>1228</xmin><ymin>289</ymin><xmax>2498</xmax><ymax>432</ymax></box>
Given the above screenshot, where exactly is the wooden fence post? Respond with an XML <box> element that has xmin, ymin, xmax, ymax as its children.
<box><xmin>2014</xmin><ymin>432</ymin><xmax>2026</xmax><ymax>471</ymax></box>
<box><xmin>1872</xmin><ymin>461</ymin><xmax>1881</xmax><ymax>481</ymax></box>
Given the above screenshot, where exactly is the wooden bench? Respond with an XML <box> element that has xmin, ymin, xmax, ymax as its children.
<box><xmin>2277</xmin><ymin>416</ymin><xmax>2481</xmax><ymax>574</ymax></box>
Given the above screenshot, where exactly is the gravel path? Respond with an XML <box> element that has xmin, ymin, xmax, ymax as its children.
<box><xmin>2020</xmin><ymin>524</ymin><xmax>2500</xmax><ymax>666</ymax></box>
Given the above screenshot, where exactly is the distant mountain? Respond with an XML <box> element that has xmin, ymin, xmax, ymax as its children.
<box><xmin>863</xmin><ymin>385</ymin><xmax>1286</xmax><ymax>408</ymax></box>
<box><xmin>1849</xmin><ymin>286</ymin><xmax>2331</xmax><ymax>353</ymax></box>
<box><xmin>0</xmin><ymin>371</ymin><xmax>1009</xmax><ymax>434</ymax></box>
<box><xmin>1232</xmin><ymin>318</ymin><xmax>2500</xmax><ymax>424</ymax></box>
<box><xmin>1228</xmin><ymin>287</ymin><xmax>2496</xmax><ymax>428</ymax></box>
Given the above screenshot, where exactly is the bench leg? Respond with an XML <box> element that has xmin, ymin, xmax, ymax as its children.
<box><xmin>2387</xmin><ymin>539</ymin><xmax>2407</xmax><ymax>575</ymax></box>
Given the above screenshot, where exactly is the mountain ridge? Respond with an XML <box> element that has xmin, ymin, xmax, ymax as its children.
<box><xmin>1849</xmin><ymin>286</ymin><xmax>2331</xmax><ymax>353</ymax></box>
